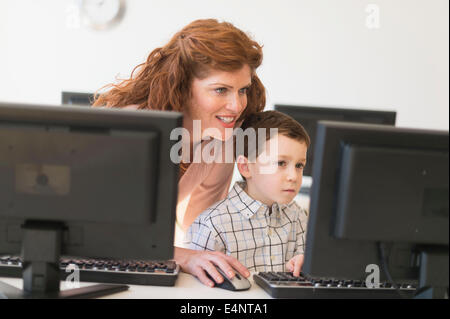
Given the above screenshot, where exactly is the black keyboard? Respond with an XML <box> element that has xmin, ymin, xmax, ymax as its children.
<box><xmin>254</xmin><ymin>272</ymin><xmax>417</xmax><ymax>299</ymax></box>
<box><xmin>0</xmin><ymin>255</ymin><xmax>179</xmax><ymax>286</ymax></box>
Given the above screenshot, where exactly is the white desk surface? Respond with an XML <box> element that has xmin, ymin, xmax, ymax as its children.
<box><xmin>0</xmin><ymin>272</ymin><xmax>272</xmax><ymax>299</ymax></box>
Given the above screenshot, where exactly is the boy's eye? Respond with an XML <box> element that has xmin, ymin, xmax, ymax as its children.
<box><xmin>278</xmin><ymin>161</ymin><xmax>287</xmax><ymax>167</ymax></box>
<box><xmin>296</xmin><ymin>163</ymin><xmax>305</xmax><ymax>169</ymax></box>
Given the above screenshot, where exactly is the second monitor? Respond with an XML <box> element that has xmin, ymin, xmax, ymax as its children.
<box><xmin>275</xmin><ymin>104</ymin><xmax>396</xmax><ymax>177</ymax></box>
<box><xmin>303</xmin><ymin>121</ymin><xmax>448</xmax><ymax>298</ymax></box>
<box><xmin>61</xmin><ymin>91</ymin><xmax>94</xmax><ymax>106</ymax></box>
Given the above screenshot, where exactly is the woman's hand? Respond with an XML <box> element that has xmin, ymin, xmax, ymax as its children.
<box><xmin>174</xmin><ymin>247</ymin><xmax>250</xmax><ymax>287</ymax></box>
<box><xmin>286</xmin><ymin>254</ymin><xmax>304</xmax><ymax>277</ymax></box>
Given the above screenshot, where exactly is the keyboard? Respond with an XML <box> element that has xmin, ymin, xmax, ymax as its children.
<box><xmin>253</xmin><ymin>272</ymin><xmax>417</xmax><ymax>299</ymax></box>
<box><xmin>0</xmin><ymin>255</ymin><xmax>179</xmax><ymax>286</ymax></box>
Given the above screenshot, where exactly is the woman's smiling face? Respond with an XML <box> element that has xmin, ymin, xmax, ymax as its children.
<box><xmin>184</xmin><ymin>64</ymin><xmax>252</xmax><ymax>142</ymax></box>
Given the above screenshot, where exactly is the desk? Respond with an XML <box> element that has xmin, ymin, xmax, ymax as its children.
<box><xmin>0</xmin><ymin>272</ymin><xmax>271</xmax><ymax>299</ymax></box>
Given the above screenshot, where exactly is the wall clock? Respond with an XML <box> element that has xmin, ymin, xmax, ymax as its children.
<box><xmin>80</xmin><ymin>0</ymin><xmax>126</xmax><ymax>31</ymax></box>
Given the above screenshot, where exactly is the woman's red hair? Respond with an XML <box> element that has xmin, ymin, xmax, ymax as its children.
<box><xmin>92</xmin><ymin>19</ymin><xmax>266</xmax><ymax>121</ymax></box>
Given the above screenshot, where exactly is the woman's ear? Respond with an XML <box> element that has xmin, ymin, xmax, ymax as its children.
<box><xmin>236</xmin><ymin>155</ymin><xmax>251</xmax><ymax>179</ymax></box>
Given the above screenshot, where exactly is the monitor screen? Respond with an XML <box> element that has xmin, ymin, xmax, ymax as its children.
<box><xmin>61</xmin><ymin>92</ymin><xmax>94</xmax><ymax>106</ymax></box>
<box><xmin>275</xmin><ymin>105</ymin><xmax>396</xmax><ymax>177</ymax></box>
<box><xmin>303</xmin><ymin>121</ymin><xmax>448</xmax><ymax>289</ymax></box>
<box><xmin>0</xmin><ymin>102</ymin><xmax>182</xmax><ymax>261</ymax></box>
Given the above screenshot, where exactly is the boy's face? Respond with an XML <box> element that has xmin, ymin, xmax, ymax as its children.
<box><xmin>242</xmin><ymin>134</ymin><xmax>308</xmax><ymax>206</ymax></box>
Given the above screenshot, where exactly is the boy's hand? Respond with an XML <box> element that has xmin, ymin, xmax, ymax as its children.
<box><xmin>286</xmin><ymin>254</ymin><xmax>304</xmax><ymax>277</ymax></box>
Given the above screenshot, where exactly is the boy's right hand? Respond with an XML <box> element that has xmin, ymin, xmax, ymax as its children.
<box><xmin>286</xmin><ymin>254</ymin><xmax>304</xmax><ymax>277</ymax></box>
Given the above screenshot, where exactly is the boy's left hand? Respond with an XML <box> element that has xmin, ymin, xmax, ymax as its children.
<box><xmin>286</xmin><ymin>254</ymin><xmax>304</xmax><ymax>277</ymax></box>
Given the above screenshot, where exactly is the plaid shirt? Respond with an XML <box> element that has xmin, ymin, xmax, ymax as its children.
<box><xmin>185</xmin><ymin>181</ymin><xmax>308</xmax><ymax>272</ymax></box>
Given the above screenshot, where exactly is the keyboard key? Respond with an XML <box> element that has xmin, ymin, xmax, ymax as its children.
<box><xmin>156</xmin><ymin>262</ymin><xmax>167</xmax><ymax>269</ymax></box>
<box><xmin>166</xmin><ymin>261</ymin><xmax>177</xmax><ymax>271</ymax></box>
<box><xmin>84</xmin><ymin>263</ymin><xmax>94</xmax><ymax>269</ymax></box>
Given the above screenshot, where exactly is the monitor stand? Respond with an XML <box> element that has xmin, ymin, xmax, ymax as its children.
<box><xmin>415</xmin><ymin>248</ymin><xmax>449</xmax><ymax>299</ymax></box>
<box><xmin>0</xmin><ymin>221</ymin><xmax>128</xmax><ymax>299</ymax></box>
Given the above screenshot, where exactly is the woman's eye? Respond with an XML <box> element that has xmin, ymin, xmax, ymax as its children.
<box><xmin>215</xmin><ymin>88</ymin><xmax>227</xmax><ymax>94</ymax></box>
<box><xmin>278</xmin><ymin>161</ymin><xmax>286</xmax><ymax>167</ymax></box>
<box><xmin>239</xmin><ymin>87</ymin><xmax>249</xmax><ymax>94</ymax></box>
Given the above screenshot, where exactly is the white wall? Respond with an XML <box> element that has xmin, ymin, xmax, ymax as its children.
<box><xmin>0</xmin><ymin>0</ymin><xmax>448</xmax><ymax>130</ymax></box>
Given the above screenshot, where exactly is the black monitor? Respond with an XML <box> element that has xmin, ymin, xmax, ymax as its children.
<box><xmin>275</xmin><ymin>105</ymin><xmax>397</xmax><ymax>177</ymax></box>
<box><xmin>303</xmin><ymin>121</ymin><xmax>449</xmax><ymax>298</ymax></box>
<box><xmin>0</xmin><ymin>102</ymin><xmax>182</xmax><ymax>298</ymax></box>
<box><xmin>61</xmin><ymin>92</ymin><xmax>94</xmax><ymax>106</ymax></box>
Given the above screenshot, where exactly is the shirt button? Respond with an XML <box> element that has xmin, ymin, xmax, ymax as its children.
<box><xmin>268</xmin><ymin>229</ymin><xmax>272</xmax><ymax>236</ymax></box>
<box><xmin>270</xmin><ymin>256</ymin><xmax>275</xmax><ymax>261</ymax></box>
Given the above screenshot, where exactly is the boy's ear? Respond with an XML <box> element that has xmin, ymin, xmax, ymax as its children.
<box><xmin>236</xmin><ymin>155</ymin><xmax>252</xmax><ymax>179</ymax></box>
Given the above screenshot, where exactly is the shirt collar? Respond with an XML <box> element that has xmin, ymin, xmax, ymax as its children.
<box><xmin>228</xmin><ymin>181</ymin><xmax>298</xmax><ymax>219</ymax></box>
<box><xmin>228</xmin><ymin>181</ymin><xmax>264</xmax><ymax>219</ymax></box>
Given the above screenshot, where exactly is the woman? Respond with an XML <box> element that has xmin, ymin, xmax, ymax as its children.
<box><xmin>93</xmin><ymin>19</ymin><xmax>266</xmax><ymax>287</ymax></box>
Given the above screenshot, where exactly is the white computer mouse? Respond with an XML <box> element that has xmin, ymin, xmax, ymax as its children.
<box><xmin>208</xmin><ymin>266</ymin><xmax>251</xmax><ymax>291</ymax></box>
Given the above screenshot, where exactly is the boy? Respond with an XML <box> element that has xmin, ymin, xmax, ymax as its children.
<box><xmin>185</xmin><ymin>111</ymin><xmax>310</xmax><ymax>277</ymax></box>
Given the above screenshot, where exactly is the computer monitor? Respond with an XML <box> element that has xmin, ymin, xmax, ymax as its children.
<box><xmin>275</xmin><ymin>105</ymin><xmax>397</xmax><ymax>177</ymax></box>
<box><xmin>303</xmin><ymin>121</ymin><xmax>449</xmax><ymax>298</ymax></box>
<box><xmin>61</xmin><ymin>92</ymin><xmax>94</xmax><ymax>106</ymax></box>
<box><xmin>0</xmin><ymin>102</ymin><xmax>182</xmax><ymax>298</ymax></box>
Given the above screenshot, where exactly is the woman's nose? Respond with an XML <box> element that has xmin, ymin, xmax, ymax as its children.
<box><xmin>225</xmin><ymin>93</ymin><xmax>245</xmax><ymax>114</ymax></box>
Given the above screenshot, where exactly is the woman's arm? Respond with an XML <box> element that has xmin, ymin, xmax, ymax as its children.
<box><xmin>174</xmin><ymin>247</ymin><xmax>250</xmax><ymax>287</ymax></box>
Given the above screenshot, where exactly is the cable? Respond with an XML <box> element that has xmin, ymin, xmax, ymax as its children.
<box><xmin>377</xmin><ymin>242</ymin><xmax>409</xmax><ymax>299</ymax></box>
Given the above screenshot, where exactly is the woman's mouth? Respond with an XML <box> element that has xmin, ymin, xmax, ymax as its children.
<box><xmin>216</xmin><ymin>115</ymin><xmax>237</xmax><ymax>128</ymax></box>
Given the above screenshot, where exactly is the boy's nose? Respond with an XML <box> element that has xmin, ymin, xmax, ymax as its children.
<box><xmin>287</xmin><ymin>169</ymin><xmax>298</xmax><ymax>182</ymax></box>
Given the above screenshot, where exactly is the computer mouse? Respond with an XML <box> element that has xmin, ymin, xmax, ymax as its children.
<box><xmin>207</xmin><ymin>266</ymin><xmax>251</xmax><ymax>291</ymax></box>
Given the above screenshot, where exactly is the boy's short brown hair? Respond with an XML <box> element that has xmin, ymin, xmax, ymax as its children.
<box><xmin>236</xmin><ymin>110</ymin><xmax>310</xmax><ymax>159</ymax></box>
